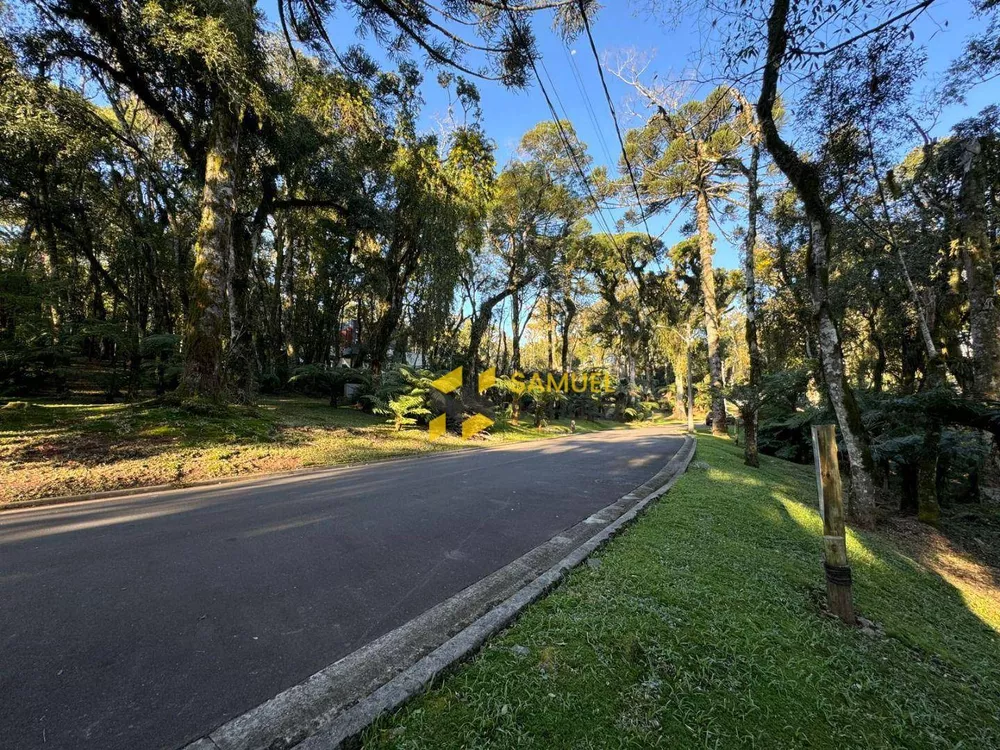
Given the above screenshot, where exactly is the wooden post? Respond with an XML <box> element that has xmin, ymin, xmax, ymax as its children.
<box><xmin>811</xmin><ymin>425</ymin><xmax>855</xmax><ymax>624</ymax></box>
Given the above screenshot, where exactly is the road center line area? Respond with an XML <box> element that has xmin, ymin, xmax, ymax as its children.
<box><xmin>1</xmin><ymin>427</ymin><xmax>683</xmax><ymax>750</ymax></box>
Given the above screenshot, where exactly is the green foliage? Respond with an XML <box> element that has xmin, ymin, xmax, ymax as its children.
<box><xmin>287</xmin><ymin>364</ymin><xmax>366</xmax><ymax>392</ymax></box>
<box><xmin>372</xmin><ymin>393</ymin><xmax>432</xmax><ymax>431</ymax></box>
<box><xmin>1</xmin><ymin>0</ymin><xmax>998</xmax><ymax>531</ymax></box>
<box><xmin>362</xmin><ymin>365</ymin><xmax>437</xmax><ymax>429</ymax></box>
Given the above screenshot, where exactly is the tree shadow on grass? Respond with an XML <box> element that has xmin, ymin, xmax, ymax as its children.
<box><xmin>628</xmin><ymin>436</ymin><xmax>1000</xmax><ymax>746</ymax></box>
<box><xmin>700</xmin><ymin>437</ymin><xmax>1000</xmax><ymax>679</ymax></box>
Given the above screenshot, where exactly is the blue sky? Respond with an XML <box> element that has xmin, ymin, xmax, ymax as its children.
<box><xmin>263</xmin><ymin>1</ymin><xmax>996</xmax><ymax>270</ymax></box>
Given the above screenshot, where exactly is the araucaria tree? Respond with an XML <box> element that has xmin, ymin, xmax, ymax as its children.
<box><xmin>621</xmin><ymin>86</ymin><xmax>757</xmax><ymax>436</ymax></box>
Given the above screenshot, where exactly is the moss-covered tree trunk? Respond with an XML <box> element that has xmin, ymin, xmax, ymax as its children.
<box><xmin>179</xmin><ymin>102</ymin><xmax>240</xmax><ymax>399</ymax></box>
<box><xmin>695</xmin><ymin>189</ymin><xmax>726</xmax><ymax>437</ymax></box>
<box><xmin>757</xmin><ymin>0</ymin><xmax>878</xmax><ymax>526</ymax></box>
<box><xmin>956</xmin><ymin>138</ymin><xmax>998</xmax><ymax>399</ymax></box>
<box><xmin>917</xmin><ymin>421</ymin><xmax>942</xmax><ymax>525</ymax></box>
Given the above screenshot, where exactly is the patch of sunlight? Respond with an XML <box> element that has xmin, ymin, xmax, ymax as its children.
<box><xmin>957</xmin><ymin>587</ymin><xmax>1000</xmax><ymax>634</ymax></box>
<box><xmin>776</xmin><ymin>495</ymin><xmax>822</xmax><ymax>535</ymax></box>
<box><xmin>0</xmin><ymin>499</ymin><xmax>217</xmax><ymax>543</ymax></box>
<box><xmin>924</xmin><ymin>552</ymin><xmax>1000</xmax><ymax>634</ymax></box>
<box><xmin>844</xmin><ymin>538</ymin><xmax>896</xmax><ymax>573</ymax></box>
<box><xmin>48</xmin><ymin>402</ymin><xmax>115</xmax><ymax>412</ymax></box>
<box><xmin>241</xmin><ymin>512</ymin><xmax>339</xmax><ymax>538</ymax></box>
<box><xmin>703</xmin><ymin>467</ymin><xmax>736</xmax><ymax>483</ymax></box>
<box><xmin>754</xmin><ymin>503</ymin><xmax>787</xmax><ymax>525</ymax></box>
<box><xmin>139</xmin><ymin>425</ymin><xmax>176</xmax><ymax>438</ymax></box>
<box><xmin>775</xmin><ymin>492</ymin><xmax>895</xmax><ymax>577</ymax></box>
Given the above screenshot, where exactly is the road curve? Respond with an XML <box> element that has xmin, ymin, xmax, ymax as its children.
<box><xmin>0</xmin><ymin>427</ymin><xmax>683</xmax><ymax>750</ymax></box>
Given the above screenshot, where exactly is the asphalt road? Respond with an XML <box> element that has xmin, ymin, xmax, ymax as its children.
<box><xmin>1</xmin><ymin>427</ymin><xmax>683</xmax><ymax>750</ymax></box>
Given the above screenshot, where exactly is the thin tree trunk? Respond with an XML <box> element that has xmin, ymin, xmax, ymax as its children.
<box><xmin>37</xmin><ymin>170</ymin><xmax>62</xmax><ymax>342</ymax></box>
<box><xmin>286</xmin><ymin>232</ymin><xmax>297</xmax><ymax>365</ymax></box>
<box><xmin>686</xmin><ymin>326</ymin><xmax>695</xmax><ymax>434</ymax></box>
<box><xmin>561</xmin><ymin>296</ymin><xmax>576</xmax><ymax>374</ymax></box>
<box><xmin>179</xmin><ymin>101</ymin><xmax>240</xmax><ymax>399</ymax></box>
<box><xmin>743</xmin><ymin>143</ymin><xmax>762</xmax><ymax>468</ymax></box>
<box><xmin>871</xmin><ymin>325</ymin><xmax>887</xmax><ymax>393</ymax></box>
<box><xmin>271</xmin><ymin>215</ymin><xmax>287</xmax><ymax>375</ymax></box>
<box><xmin>812</xmin><ymin>221</ymin><xmax>879</xmax><ymax>526</ymax></box>
<box><xmin>511</xmin><ymin>290</ymin><xmax>522</xmax><ymax>373</ymax></box>
<box><xmin>695</xmin><ymin>190</ymin><xmax>726</xmax><ymax>436</ymax></box>
<box><xmin>468</xmin><ymin>279</ymin><xmax>537</xmax><ymax>390</ymax></box>
<box><xmin>546</xmin><ymin>287</ymin><xmax>554</xmax><ymax>372</ymax></box>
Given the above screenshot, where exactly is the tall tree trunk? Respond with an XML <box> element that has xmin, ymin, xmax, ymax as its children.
<box><xmin>956</xmin><ymin>138</ymin><xmax>998</xmax><ymax>399</ymax></box>
<box><xmin>228</xmin><ymin>214</ymin><xmax>257</xmax><ymax>402</ymax></box>
<box><xmin>742</xmin><ymin>144</ymin><xmax>762</xmax><ymax>467</ymax></box>
<box><xmin>179</xmin><ymin>101</ymin><xmax>240</xmax><ymax>399</ymax></box>
<box><xmin>917</xmin><ymin>421</ymin><xmax>942</xmax><ymax>525</ymax></box>
<box><xmin>271</xmin><ymin>215</ymin><xmax>287</xmax><ymax>376</ymax></box>
<box><xmin>757</xmin><ymin>0</ymin><xmax>878</xmax><ymax>527</ymax></box>
<box><xmin>286</xmin><ymin>232</ymin><xmax>297</xmax><ymax>365</ymax></box>
<box><xmin>37</xmin><ymin>169</ymin><xmax>62</xmax><ymax>342</ymax></box>
<box><xmin>561</xmin><ymin>296</ymin><xmax>576</xmax><ymax>374</ymax></box>
<box><xmin>695</xmin><ymin>189</ymin><xmax>726</xmax><ymax>436</ymax></box>
<box><xmin>511</xmin><ymin>290</ymin><xmax>522</xmax><ymax>373</ymax></box>
<box><xmin>686</xmin><ymin>326</ymin><xmax>695</xmax><ymax>434</ymax></box>
<box><xmin>671</xmin><ymin>353</ymin><xmax>687</xmax><ymax>421</ymax></box>
<box><xmin>466</xmin><ymin>308</ymin><xmax>493</xmax><ymax>391</ymax></box>
<box><xmin>546</xmin><ymin>287</ymin><xmax>554</xmax><ymax>372</ymax></box>
<box><xmin>499</xmin><ymin>329</ymin><xmax>509</xmax><ymax>374</ymax></box>
<box><xmin>367</xmin><ymin>251</ymin><xmax>419</xmax><ymax>377</ymax></box>
<box><xmin>86</xmin><ymin>253</ymin><xmax>106</xmax><ymax>358</ymax></box>
<box><xmin>367</xmin><ymin>302</ymin><xmax>401</xmax><ymax>378</ymax></box>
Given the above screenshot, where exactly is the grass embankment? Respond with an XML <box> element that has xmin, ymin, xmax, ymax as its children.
<box><xmin>364</xmin><ymin>434</ymin><xmax>1000</xmax><ymax>749</ymax></box>
<box><xmin>0</xmin><ymin>397</ymin><xmax>649</xmax><ymax>505</ymax></box>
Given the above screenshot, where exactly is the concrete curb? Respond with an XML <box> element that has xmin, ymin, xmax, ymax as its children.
<box><xmin>2</xmin><ymin>421</ymin><xmax>667</xmax><ymax>513</ymax></box>
<box><xmin>181</xmin><ymin>432</ymin><xmax>695</xmax><ymax>750</ymax></box>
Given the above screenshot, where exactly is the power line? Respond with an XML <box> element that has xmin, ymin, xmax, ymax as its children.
<box><xmin>536</xmin><ymin>58</ymin><xmax>618</xmax><ymax>239</ymax></box>
<box><xmin>500</xmin><ymin>2</ymin><xmax>627</xmax><ymax>257</ymax></box>
<box><xmin>563</xmin><ymin>43</ymin><xmax>617</xmax><ymax>169</ymax></box>
<box><xmin>575</xmin><ymin>0</ymin><xmax>654</xmax><ymax>242</ymax></box>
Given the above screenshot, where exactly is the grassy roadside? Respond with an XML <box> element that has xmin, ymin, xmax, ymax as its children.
<box><xmin>363</xmin><ymin>434</ymin><xmax>1000</xmax><ymax>749</ymax></box>
<box><xmin>0</xmin><ymin>397</ymin><xmax>661</xmax><ymax>505</ymax></box>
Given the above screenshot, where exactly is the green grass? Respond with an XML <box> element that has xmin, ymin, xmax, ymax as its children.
<box><xmin>363</xmin><ymin>434</ymin><xmax>1000</xmax><ymax>750</ymax></box>
<box><xmin>0</xmin><ymin>397</ymin><xmax>662</xmax><ymax>504</ymax></box>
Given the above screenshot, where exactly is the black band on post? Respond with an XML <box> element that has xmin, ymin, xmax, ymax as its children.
<box><xmin>824</xmin><ymin>562</ymin><xmax>852</xmax><ymax>586</ymax></box>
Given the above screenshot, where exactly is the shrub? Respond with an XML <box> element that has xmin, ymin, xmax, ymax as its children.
<box><xmin>258</xmin><ymin>372</ymin><xmax>283</xmax><ymax>394</ymax></box>
<box><xmin>373</xmin><ymin>393</ymin><xmax>432</xmax><ymax>431</ymax></box>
